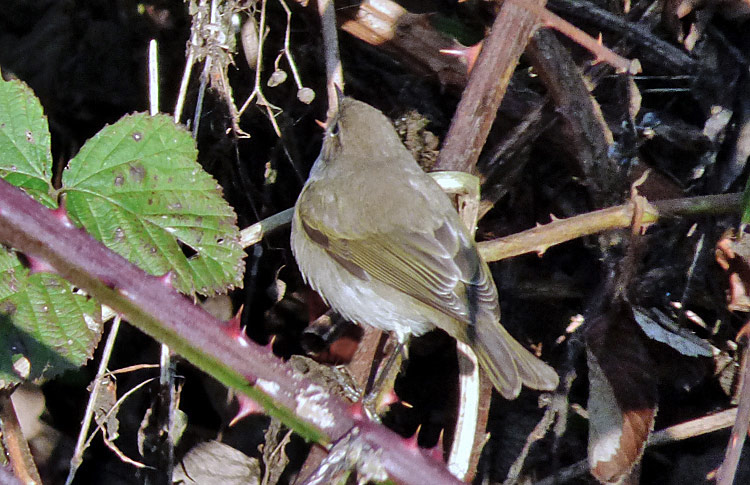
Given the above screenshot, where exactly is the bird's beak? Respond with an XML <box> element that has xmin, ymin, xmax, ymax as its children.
<box><xmin>334</xmin><ymin>84</ymin><xmax>344</xmax><ymax>105</ymax></box>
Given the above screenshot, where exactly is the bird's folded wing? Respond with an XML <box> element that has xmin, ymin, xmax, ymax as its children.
<box><xmin>299</xmin><ymin>216</ymin><xmax>498</xmax><ymax>328</ymax></box>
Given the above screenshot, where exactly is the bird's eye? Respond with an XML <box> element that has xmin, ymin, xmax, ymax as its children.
<box><xmin>330</xmin><ymin>121</ymin><xmax>341</xmax><ymax>138</ymax></box>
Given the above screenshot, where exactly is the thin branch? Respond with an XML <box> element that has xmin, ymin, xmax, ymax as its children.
<box><xmin>66</xmin><ymin>316</ymin><xmax>123</xmax><ymax>485</ymax></box>
<box><xmin>649</xmin><ymin>407</ymin><xmax>738</xmax><ymax>446</ymax></box>
<box><xmin>503</xmin><ymin>403</ymin><xmax>557</xmax><ymax>484</ymax></box>
<box><xmin>192</xmin><ymin>0</ymin><xmax>221</xmax><ymax>138</ymax></box>
<box><xmin>174</xmin><ymin>0</ymin><xmax>206</xmax><ymax>123</ymax></box>
<box><xmin>317</xmin><ymin>0</ymin><xmax>343</xmax><ymax>114</ymax></box>
<box><xmin>149</xmin><ymin>39</ymin><xmax>177</xmax><ymax>484</ymax></box>
<box><xmin>237</xmin><ymin>0</ymin><xmax>283</xmax><ymax>137</ymax></box>
<box><xmin>276</xmin><ymin>0</ymin><xmax>306</xmax><ymax>91</ymax></box>
<box><xmin>0</xmin><ymin>390</ymin><xmax>42</xmax><ymax>484</ymax></box>
<box><xmin>520</xmin><ymin>0</ymin><xmax>640</xmax><ymax>74</ymax></box>
<box><xmin>478</xmin><ymin>193</ymin><xmax>742</xmax><ymax>262</ymax></box>
<box><xmin>436</xmin><ymin>0</ymin><xmax>547</xmax><ymax>173</ymax></box>
<box><xmin>240</xmin><ymin>207</ymin><xmax>294</xmax><ymax>248</ymax></box>
<box><xmin>526</xmin><ymin>29</ymin><xmax>619</xmax><ymax>208</ymax></box>
<box><xmin>149</xmin><ymin>40</ymin><xmax>159</xmax><ymax>116</ymax></box>
<box><xmin>448</xmin><ymin>341</ymin><xmax>484</xmax><ymax>481</ymax></box>
<box><xmin>546</xmin><ymin>0</ymin><xmax>697</xmax><ymax>74</ymax></box>
<box><xmin>240</xmin><ymin>195</ymin><xmax>742</xmax><ymax>259</ymax></box>
<box><xmin>437</xmin><ymin>172</ymin><xmax>487</xmax><ymax>482</ymax></box>
<box><xmin>717</xmin><ymin>343</ymin><xmax>750</xmax><ymax>485</ymax></box>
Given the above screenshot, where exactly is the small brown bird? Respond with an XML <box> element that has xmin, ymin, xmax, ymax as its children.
<box><xmin>291</xmin><ymin>97</ymin><xmax>558</xmax><ymax>399</ymax></box>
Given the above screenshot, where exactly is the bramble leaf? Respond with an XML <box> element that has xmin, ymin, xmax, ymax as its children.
<box><xmin>0</xmin><ymin>77</ymin><xmax>55</xmax><ymax>207</ymax></box>
<box><xmin>0</xmin><ymin>250</ymin><xmax>101</xmax><ymax>387</ymax></box>
<box><xmin>62</xmin><ymin>113</ymin><xmax>244</xmax><ymax>296</ymax></box>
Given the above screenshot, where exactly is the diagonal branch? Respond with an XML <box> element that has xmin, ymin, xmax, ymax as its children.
<box><xmin>0</xmin><ymin>178</ymin><xmax>461</xmax><ymax>485</ymax></box>
<box><xmin>435</xmin><ymin>0</ymin><xmax>547</xmax><ymax>173</ymax></box>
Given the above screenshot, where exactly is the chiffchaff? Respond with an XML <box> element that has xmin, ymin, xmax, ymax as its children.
<box><xmin>291</xmin><ymin>97</ymin><xmax>558</xmax><ymax>399</ymax></box>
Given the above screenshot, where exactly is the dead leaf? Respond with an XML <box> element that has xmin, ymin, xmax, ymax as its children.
<box><xmin>173</xmin><ymin>440</ymin><xmax>261</xmax><ymax>485</ymax></box>
<box><xmin>632</xmin><ymin>307</ymin><xmax>712</xmax><ymax>357</ymax></box>
<box><xmin>89</xmin><ymin>375</ymin><xmax>119</xmax><ymax>442</ymax></box>
<box><xmin>586</xmin><ymin>301</ymin><xmax>658</xmax><ymax>484</ymax></box>
<box><xmin>260</xmin><ymin>419</ymin><xmax>292</xmax><ymax>485</ymax></box>
<box><xmin>715</xmin><ymin>230</ymin><xmax>750</xmax><ymax>311</ymax></box>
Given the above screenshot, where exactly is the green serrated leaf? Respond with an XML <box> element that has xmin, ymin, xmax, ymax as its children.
<box><xmin>62</xmin><ymin>113</ymin><xmax>244</xmax><ymax>296</ymax></box>
<box><xmin>0</xmin><ymin>77</ymin><xmax>55</xmax><ymax>207</ymax></box>
<box><xmin>0</xmin><ymin>250</ymin><xmax>102</xmax><ymax>388</ymax></box>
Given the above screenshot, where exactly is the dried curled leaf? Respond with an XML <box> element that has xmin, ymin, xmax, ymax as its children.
<box><xmin>586</xmin><ymin>301</ymin><xmax>658</xmax><ymax>484</ymax></box>
<box><xmin>716</xmin><ymin>230</ymin><xmax>750</xmax><ymax>311</ymax></box>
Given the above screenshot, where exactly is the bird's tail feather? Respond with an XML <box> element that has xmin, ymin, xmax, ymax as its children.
<box><xmin>472</xmin><ymin>317</ymin><xmax>559</xmax><ymax>399</ymax></box>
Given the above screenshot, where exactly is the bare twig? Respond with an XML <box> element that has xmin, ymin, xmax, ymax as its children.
<box><xmin>106</xmin><ymin>364</ymin><xmax>160</xmax><ymax>376</ymax></box>
<box><xmin>152</xmin><ymin>343</ymin><xmax>177</xmax><ymax>483</ymax></box>
<box><xmin>149</xmin><ymin>40</ymin><xmax>159</xmax><ymax>116</ymax></box>
<box><xmin>0</xmin><ymin>389</ymin><xmax>42</xmax><ymax>484</ymax></box>
<box><xmin>240</xmin><ymin>208</ymin><xmax>293</xmax><ymax>248</ymax></box>
<box><xmin>648</xmin><ymin>408</ymin><xmax>738</xmax><ymax>446</ymax></box>
<box><xmin>526</xmin><ymin>29</ymin><xmax>619</xmax><ymax>208</ymax></box>
<box><xmin>503</xmin><ymin>402</ymin><xmax>557</xmax><ymax>484</ymax></box>
<box><xmin>317</xmin><ymin>0</ymin><xmax>343</xmax><ymax>115</ymax></box>
<box><xmin>449</xmin><ymin>342</ymin><xmax>487</xmax><ymax>481</ymax></box>
<box><xmin>717</xmin><ymin>343</ymin><xmax>750</xmax><ymax>485</ymax></box>
<box><xmin>436</xmin><ymin>0</ymin><xmax>547</xmax><ymax>173</ymax></box>
<box><xmin>66</xmin><ymin>316</ymin><xmax>123</xmax><ymax>485</ymax></box>
<box><xmin>149</xmin><ymin>41</ymin><xmax>177</xmax><ymax>484</ymax></box>
<box><xmin>438</xmin><ymin>173</ymin><xmax>487</xmax><ymax>482</ymax></box>
<box><xmin>520</xmin><ymin>0</ymin><xmax>640</xmax><ymax>74</ymax></box>
<box><xmin>546</xmin><ymin>0</ymin><xmax>697</xmax><ymax>74</ymax></box>
<box><xmin>174</xmin><ymin>0</ymin><xmax>207</xmax><ymax>123</ymax></box>
<box><xmin>65</xmin><ymin>35</ymin><xmax>165</xmax><ymax>481</ymax></box>
<box><xmin>240</xmin><ymin>195</ymin><xmax>742</xmax><ymax>257</ymax></box>
<box><xmin>238</xmin><ymin>0</ymin><xmax>283</xmax><ymax>136</ymax></box>
<box><xmin>478</xmin><ymin>193</ymin><xmax>742</xmax><ymax>262</ymax></box>
<box><xmin>275</xmin><ymin>0</ymin><xmax>306</xmax><ymax>91</ymax></box>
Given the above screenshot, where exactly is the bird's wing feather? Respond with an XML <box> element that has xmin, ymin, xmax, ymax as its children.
<box><xmin>298</xmin><ymin>214</ymin><xmax>498</xmax><ymax>329</ymax></box>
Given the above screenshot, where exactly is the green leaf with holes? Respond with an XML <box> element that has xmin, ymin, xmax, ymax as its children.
<box><xmin>0</xmin><ymin>78</ymin><xmax>55</xmax><ymax>207</ymax></box>
<box><xmin>0</xmin><ymin>77</ymin><xmax>101</xmax><ymax>387</ymax></box>
<box><xmin>0</xmin><ymin>250</ymin><xmax>101</xmax><ymax>387</ymax></box>
<box><xmin>62</xmin><ymin>113</ymin><xmax>244</xmax><ymax>296</ymax></box>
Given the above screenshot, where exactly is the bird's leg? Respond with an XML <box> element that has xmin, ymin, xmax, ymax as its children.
<box><xmin>362</xmin><ymin>335</ymin><xmax>410</xmax><ymax>419</ymax></box>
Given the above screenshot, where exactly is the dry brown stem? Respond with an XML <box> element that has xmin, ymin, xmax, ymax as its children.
<box><xmin>0</xmin><ymin>390</ymin><xmax>42</xmax><ymax>484</ymax></box>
